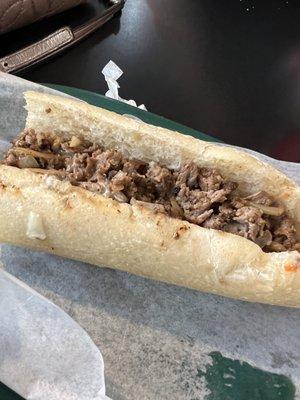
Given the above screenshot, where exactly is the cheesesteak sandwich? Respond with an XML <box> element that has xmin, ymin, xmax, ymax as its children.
<box><xmin>0</xmin><ymin>92</ymin><xmax>299</xmax><ymax>306</ymax></box>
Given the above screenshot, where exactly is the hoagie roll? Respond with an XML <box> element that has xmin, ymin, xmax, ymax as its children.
<box><xmin>0</xmin><ymin>92</ymin><xmax>299</xmax><ymax>306</ymax></box>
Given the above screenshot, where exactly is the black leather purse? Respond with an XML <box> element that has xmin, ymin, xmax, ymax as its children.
<box><xmin>0</xmin><ymin>0</ymin><xmax>125</xmax><ymax>74</ymax></box>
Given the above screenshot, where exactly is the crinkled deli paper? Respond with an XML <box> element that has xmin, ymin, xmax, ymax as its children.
<box><xmin>0</xmin><ymin>271</ymin><xmax>109</xmax><ymax>400</ymax></box>
<box><xmin>0</xmin><ymin>72</ymin><xmax>300</xmax><ymax>400</ymax></box>
<box><xmin>102</xmin><ymin>60</ymin><xmax>147</xmax><ymax>110</ymax></box>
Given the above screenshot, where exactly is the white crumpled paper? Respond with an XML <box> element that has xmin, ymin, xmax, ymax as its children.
<box><xmin>0</xmin><ymin>270</ymin><xmax>110</xmax><ymax>400</ymax></box>
<box><xmin>102</xmin><ymin>61</ymin><xmax>147</xmax><ymax>110</ymax></box>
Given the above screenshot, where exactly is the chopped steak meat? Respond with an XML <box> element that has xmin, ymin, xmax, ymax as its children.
<box><xmin>273</xmin><ymin>216</ymin><xmax>297</xmax><ymax>248</ymax></box>
<box><xmin>234</xmin><ymin>206</ymin><xmax>267</xmax><ymax>242</ymax></box>
<box><xmin>2</xmin><ymin>130</ymin><xmax>299</xmax><ymax>252</ymax></box>
<box><xmin>242</xmin><ymin>191</ymin><xmax>273</xmax><ymax>206</ymax></box>
<box><xmin>147</xmin><ymin>162</ymin><xmax>175</xmax><ymax>198</ymax></box>
<box><xmin>198</xmin><ymin>167</ymin><xmax>223</xmax><ymax>191</ymax></box>
<box><xmin>65</xmin><ymin>153</ymin><xmax>96</xmax><ymax>182</ymax></box>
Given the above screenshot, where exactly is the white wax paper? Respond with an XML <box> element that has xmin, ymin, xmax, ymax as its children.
<box><xmin>0</xmin><ymin>270</ymin><xmax>110</xmax><ymax>400</ymax></box>
<box><xmin>102</xmin><ymin>61</ymin><xmax>147</xmax><ymax>110</ymax></box>
<box><xmin>0</xmin><ymin>74</ymin><xmax>111</xmax><ymax>400</ymax></box>
<box><xmin>0</xmin><ymin>72</ymin><xmax>299</xmax><ymax>400</ymax></box>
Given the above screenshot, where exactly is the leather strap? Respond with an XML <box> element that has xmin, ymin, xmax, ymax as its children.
<box><xmin>0</xmin><ymin>0</ymin><xmax>125</xmax><ymax>74</ymax></box>
<box><xmin>0</xmin><ymin>0</ymin><xmax>86</xmax><ymax>35</ymax></box>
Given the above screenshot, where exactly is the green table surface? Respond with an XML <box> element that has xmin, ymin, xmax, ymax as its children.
<box><xmin>0</xmin><ymin>85</ymin><xmax>295</xmax><ymax>400</ymax></box>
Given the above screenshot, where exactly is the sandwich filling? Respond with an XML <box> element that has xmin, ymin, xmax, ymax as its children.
<box><xmin>2</xmin><ymin>129</ymin><xmax>299</xmax><ymax>252</ymax></box>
